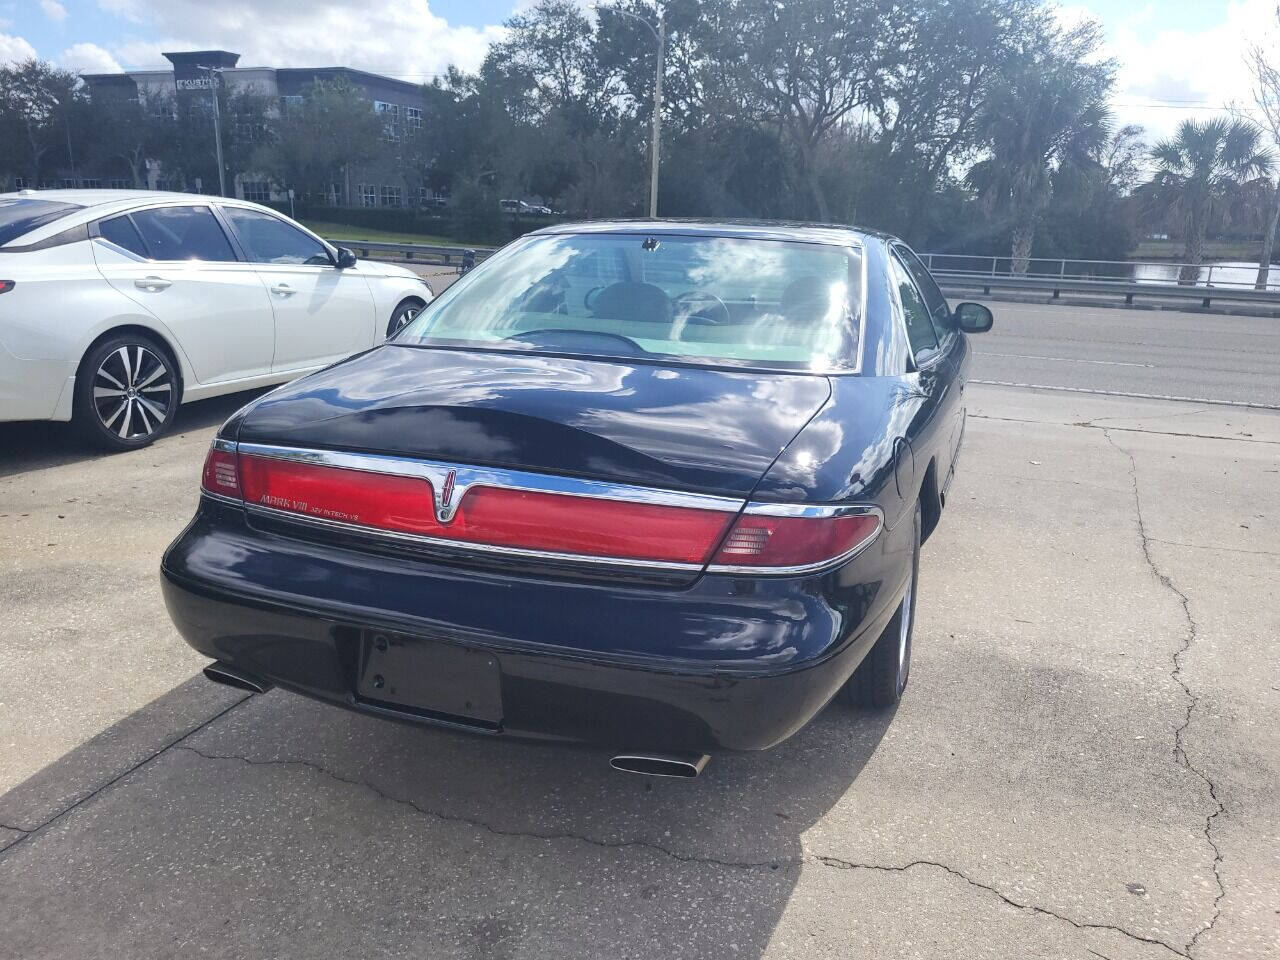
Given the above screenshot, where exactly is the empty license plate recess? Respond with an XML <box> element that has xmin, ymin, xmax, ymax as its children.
<box><xmin>357</xmin><ymin>631</ymin><xmax>502</xmax><ymax>728</ymax></box>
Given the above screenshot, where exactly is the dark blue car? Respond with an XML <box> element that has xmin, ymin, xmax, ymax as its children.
<box><xmin>161</xmin><ymin>220</ymin><xmax>992</xmax><ymax>777</ymax></box>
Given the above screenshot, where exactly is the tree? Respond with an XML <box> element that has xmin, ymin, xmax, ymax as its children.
<box><xmin>965</xmin><ymin>21</ymin><xmax>1113</xmax><ymax>272</ymax></box>
<box><xmin>704</xmin><ymin>0</ymin><xmax>893</xmax><ymax>221</ymax></box>
<box><xmin>1146</xmin><ymin>118</ymin><xmax>1274</xmax><ymax>281</ymax></box>
<box><xmin>872</xmin><ymin>0</ymin><xmax>1046</xmax><ymax>235</ymax></box>
<box><xmin>1245</xmin><ymin>19</ymin><xmax>1280</xmax><ymax>288</ymax></box>
<box><xmin>254</xmin><ymin>78</ymin><xmax>385</xmax><ymax>202</ymax></box>
<box><xmin>0</xmin><ymin>59</ymin><xmax>82</xmax><ymax>186</ymax></box>
<box><xmin>83</xmin><ymin>87</ymin><xmax>175</xmax><ymax>187</ymax></box>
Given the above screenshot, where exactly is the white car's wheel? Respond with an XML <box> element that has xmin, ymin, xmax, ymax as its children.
<box><xmin>74</xmin><ymin>333</ymin><xmax>180</xmax><ymax>451</ymax></box>
<box><xmin>386</xmin><ymin>298</ymin><xmax>426</xmax><ymax>339</ymax></box>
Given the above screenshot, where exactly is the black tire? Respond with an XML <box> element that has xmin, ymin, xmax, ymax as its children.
<box><xmin>73</xmin><ymin>333</ymin><xmax>180</xmax><ymax>451</ymax></box>
<box><xmin>839</xmin><ymin>498</ymin><xmax>921</xmax><ymax>709</ymax></box>
<box><xmin>386</xmin><ymin>297</ymin><xmax>425</xmax><ymax>339</ymax></box>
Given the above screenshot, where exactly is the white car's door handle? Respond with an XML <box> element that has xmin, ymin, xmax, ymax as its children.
<box><xmin>271</xmin><ymin>283</ymin><xmax>296</xmax><ymax>297</ymax></box>
<box><xmin>134</xmin><ymin>276</ymin><xmax>171</xmax><ymax>292</ymax></box>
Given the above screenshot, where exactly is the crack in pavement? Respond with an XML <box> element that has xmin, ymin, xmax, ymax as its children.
<box><xmin>177</xmin><ymin>744</ymin><xmax>1189</xmax><ymax>958</ymax></box>
<box><xmin>0</xmin><ymin>693</ymin><xmax>249</xmax><ymax>859</ymax></box>
<box><xmin>969</xmin><ymin>413</ymin><xmax>1280</xmax><ymax>446</ymax></box>
<box><xmin>1102</xmin><ymin>429</ymin><xmax>1227</xmax><ymax>957</ymax></box>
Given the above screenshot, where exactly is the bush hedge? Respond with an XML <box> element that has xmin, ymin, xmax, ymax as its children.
<box><xmin>264</xmin><ymin>200</ymin><xmax>559</xmax><ymax>244</ymax></box>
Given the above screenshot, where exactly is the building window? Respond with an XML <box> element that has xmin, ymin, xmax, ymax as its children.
<box><xmin>375</xmin><ymin>101</ymin><xmax>401</xmax><ymax>142</ymax></box>
<box><xmin>359</xmin><ymin>183</ymin><xmax>377</xmax><ymax>207</ymax></box>
<box><xmin>406</xmin><ymin>106</ymin><xmax>421</xmax><ymax>129</ymax></box>
<box><xmin>80</xmin><ymin>178</ymin><xmax>101</xmax><ymax>188</ymax></box>
<box><xmin>12</xmin><ymin>177</ymin><xmax>27</xmax><ymax>189</ymax></box>
<box><xmin>380</xmin><ymin>185</ymin><xmax>402</xmax><ymax>207</ymax></box>
<box><xmin>61</xmin><ymin>178</ymin><xmax>78</xmax><ymax>189</ymax></box>
<box><xmin>107</xmin><ymin>179</ymin><xmax>129</xmax><ymax>189</ymax></box>
<box><xmin>242</xmin><ymin>181</ymin><xmax>271</xmax><ymax>203</ymax></box>
<box><xmin>281</xmin><ymin>95</ymin><xmax>303</xmax><ymax>108</ymax></box>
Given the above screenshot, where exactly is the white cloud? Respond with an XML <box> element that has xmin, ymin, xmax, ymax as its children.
<box><xmin>0</xmin><ymin>32</ymin><xmax>37</xmax><ymax>64</ymax></box>
<box><xmin>39</xmin><ymin>0</ymin><xmax>68</xmax><ymax>22</ymax></box>
<box><xmin>98</xmin><ymin>0</ymin><xmax>504</xmax><ymax>79</ymax></box>
<box><xmin>59</xmin><ymin>42</ymin><xmax>122</xmax><ymax>74</ymax></box>
<box><xmin>1102</xmin><ymin>0</ymin><xmax>1275</xmax><ymax>142</ymax></box>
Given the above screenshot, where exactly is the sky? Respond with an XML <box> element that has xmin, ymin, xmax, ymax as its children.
<box><xmin>0</xmin><ymin>0</ymin><xmax>1273</xmax><ymax>142</ymax></box>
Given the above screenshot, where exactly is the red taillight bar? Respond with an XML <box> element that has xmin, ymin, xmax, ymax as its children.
<box><xmin>199</xmin><ymin>441</ymin><xmax>882</xmax><ymax>574</ymax></box>
<box><xmin>0</xmin><ymin>280</ymin><xmax>14</xmax><ymax>294</ymax></box>
<box><xmin>707</xmin><ymin>504</ymin><xmax>883</xmax><ymax>574</ymax></box>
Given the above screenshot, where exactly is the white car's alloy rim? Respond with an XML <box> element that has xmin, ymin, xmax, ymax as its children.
<box><xmin>392</xmin><ymin>305</ymin><xmax>419</xmax><ymax>335</ymax></box>
<box><xmin>93</xmin><ymin>345</ymin><xmax>173</xmax><ymax>440</ymax></box>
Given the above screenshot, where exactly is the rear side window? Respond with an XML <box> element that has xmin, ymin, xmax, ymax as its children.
<box><xmin>97</xmin><ymin>215</ymin><xmax>148</xmax><ymax>258</ymax></box>
<box><xmin>889</xmin><ymin>253</ymin><xmax>939</xmax><ymax>359</ymax></box>
<box><xmin>130</xmin><ymin>206</ymin><xmax>237</xmax><ymax>262</ymax></box>
<box><xmin>221</xmin><ymin>207</ymin><xmax>330</xmax><ymax>265</ymax></box>
<box><xmin>0</xmin><ymin>199</ymin><xmax>82</xmax><ymax>246</ymax></box>
<box><xmin>895</xmin><ymin>245</ymin><xmax>953</xmax><ymax>334</ymax></box>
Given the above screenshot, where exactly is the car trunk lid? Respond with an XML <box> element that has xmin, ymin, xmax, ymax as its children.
<box><xmin>236</xmin><ymin>344</ymin><xmax>831</xmax><ymax>498</ymax></box>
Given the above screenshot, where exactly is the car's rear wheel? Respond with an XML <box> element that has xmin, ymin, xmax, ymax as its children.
<box><xmin>73</xmin><ymin>333</ymin><xmax>180</xmax><ymax>451</ymax></box>
<box><xmin>839</xmin><ymin>498</ymin><xmax>921</xmax><ymax>709</ymax></box>
<box><xmin>386</xmin><ymin>297</ymin><xmax>425</xmax><ymax>339</ymax></box>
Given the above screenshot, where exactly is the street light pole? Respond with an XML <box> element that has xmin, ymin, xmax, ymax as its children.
<box><xmin>649</xmin><ymin>13</ymin><xmax>664</xmax><ymax>219</ymax></box>
<box><xmin>200</xmin><ymin>65</ymin><xmax>227</xmax><ymax>197</ymax></box>
<box><xmin>608</xmin><ymin>6</ymin><xmax>665</xmax><ymax>218</ymax></box>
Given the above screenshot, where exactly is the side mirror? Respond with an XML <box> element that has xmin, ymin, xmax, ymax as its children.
<box><xmin>335</xmin><ymin>246</ymin><xmax>358</xmax><ymax>269</ymax></box>
<box><xmin>954</xmin><ymin>302</ymin><xmax>993</xmax><ymax>333</ymax></box>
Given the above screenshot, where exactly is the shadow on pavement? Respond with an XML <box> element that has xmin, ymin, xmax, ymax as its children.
<box><xmin>0</xmin><ymin>676</ymin><xmax>893</xmax><ymax>959</ymax></box>
<box><xmin>0</xmin><ymin>388</ymin><xmax>273</xmax><ymax>479</ymax></box>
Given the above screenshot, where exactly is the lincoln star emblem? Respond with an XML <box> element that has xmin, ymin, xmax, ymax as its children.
<box><xmin>432</xmin><ymin>468</ymin><xmax>463</xmax><ymax>524</ymax></box>
<box><xmin>441</xmin><ymin>470</ymin><xmax>457</xmax><ymax>510</ymax></box>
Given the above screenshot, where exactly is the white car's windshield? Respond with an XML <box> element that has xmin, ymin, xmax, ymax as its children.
<box><xmin>397</xmin><ymin>232</ymin><xmax>864</xmax><ymax>371</ymax></box>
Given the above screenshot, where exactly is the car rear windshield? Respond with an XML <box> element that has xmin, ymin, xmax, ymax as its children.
<box><xmin>0</xmin><ymin>199</ymin><xmax>83</xmax><ymax>246</ymax></box>
<box><xmin>397</xmin><ymin>233</ymin><xmax>865</xmax><ymax>372</ymax></box>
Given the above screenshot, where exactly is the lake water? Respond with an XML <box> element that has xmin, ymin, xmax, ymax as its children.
<box><xmin>926</xmin><ymin>254</ymin><xmax>1280</xmax><ymax>289</ymax></box>
<box><xmin>1131</xmin><ymin>261</ymin><xmax>1279</xmax><ymax>290</ymax></box>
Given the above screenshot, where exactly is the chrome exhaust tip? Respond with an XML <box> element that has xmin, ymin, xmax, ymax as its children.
<box><xmin>203</xmin><ymin>661</ymin><xmax>273</xmax><ymax>695</ymax></box>
<box><xmin>610</xmin><ymin>752</ymin><xmax>710</xmax><ymax>778</ymax></box>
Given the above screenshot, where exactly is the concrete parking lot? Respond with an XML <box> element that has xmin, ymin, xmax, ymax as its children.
<box><xmin>1</xmin><ymin>300</ymin><xmax>1277</xmax><ymax>959</ymax></box>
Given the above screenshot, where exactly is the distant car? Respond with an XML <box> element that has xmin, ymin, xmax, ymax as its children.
<box><xmin>0</xmin><ymin>190</ymin><xmax>433</xmax><ymax>450</ymax></box>
<box><xmin>162</xmin><ymin>219</ymin><xmax>993</xmax><ymax>778</ymax></box>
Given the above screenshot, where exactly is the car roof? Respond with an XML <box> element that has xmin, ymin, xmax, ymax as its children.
<box><xmin>529</xmin><ymin>218</ymin><xmax>895</xmax><ymax>246</ymax></box>
<box><xmin>0</xmin><ymin>189</ymin><xmax>329</xmax><ymax>250</ymax></box>
<box><xmin>0</xmin><ymin>188</ymin><xmax>178</xmax><ymax>207</ymax></box>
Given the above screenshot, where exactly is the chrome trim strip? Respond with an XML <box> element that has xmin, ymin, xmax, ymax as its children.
<box><xmin>705</xmin><ymin>505</ymin><xmax>884</xmax><ymax>576</ymax></box>
<box><xmin>741</xmin><ymin>502</ymin><xmax>880</xmax><ymax>519</ymax></box>
<box><xmin>236</xmin><ymin>442</ymin><xmax>744</xmax><ymax>517</ymax></box>
<box><xmin>210</xmin><ymin>436</ymin><xmax>237</xmax><ymax>454</ymax></box>
<box><xmin>245</xmin><ymin>502</ymin><xmax>706</xmax><ymax>572</ymax></box>
<box><xmin>200</xmin><ymin>490</ymin><xmax>244</xmax><ymax>508</ymax></box>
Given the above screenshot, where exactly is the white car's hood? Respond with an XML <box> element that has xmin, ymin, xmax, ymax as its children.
<box><xmin>357</xmin><ymin>260</ymin><xmax>420</xmax><ymax>280</ymax></box>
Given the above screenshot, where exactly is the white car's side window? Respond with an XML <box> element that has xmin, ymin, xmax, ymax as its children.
<box><xmin>97</xmin><ymin>214</ymin><xmax>149</xmax><ymax>259</ymax></box>
<box><xmin>222</xmin><ymin>207</ymin><xmax>332</xmax><ymax>266</ymax></box>
<box><xmin>129</xmin><ymin>206</ymin><xmax>239</xmax><ymax>262</ymax></box>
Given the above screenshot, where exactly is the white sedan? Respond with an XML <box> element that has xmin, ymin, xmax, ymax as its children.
<box><xmin>0</xmin><ymin>190</ymin><xmax>433</xmax><ymax>450</ymax></box>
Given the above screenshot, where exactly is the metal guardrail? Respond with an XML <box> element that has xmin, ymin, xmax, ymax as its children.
<box><xmin>328</xmin><ymin>239</ymin><xmax>496</xmax><ymax>268</ymax></box>
<box><xmin>922</xmin><ymin>253</ymin><xmax>1280</xmax><ymax>291</ymax></box>
<box><xmin>328</xmin><ymin>238</ymin><xmax>1280</xmax><ymax>307</ymax></box>
<box><xmin>932</xmin><ymin>272</ymin><xmax>1280</xmax><ymax>308</ymax></box>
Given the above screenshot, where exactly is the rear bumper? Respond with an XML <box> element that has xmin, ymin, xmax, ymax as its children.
<box><xmin>161</xmin><ymin>499</ymin><xmax>908</xmax><ymax>752</ymax></box>
<box><xmin>0</xmin><ymin>341</ymin><xmax>75</xmax><ymax>422</ymax></box>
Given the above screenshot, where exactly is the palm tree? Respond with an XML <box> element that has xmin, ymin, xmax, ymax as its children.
<box><xmin>966</xmin><ymin>26</ymin><xmax>1112</xmax><ymax>274</ymax></box>
<box><xmin>1147</xmin><ymin>118</ymin><xmax>1274</xmax><ymax>282</ymax></box>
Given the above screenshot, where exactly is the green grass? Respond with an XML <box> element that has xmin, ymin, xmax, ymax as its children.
<box><xmin>300</xmin><ymin>220</ymin><xmax>462</xmax><ymax>246</ymax></box>
<box><xmin>1134</xmin><ymin>238</ymin><xmax>1264</xmax><ymax>261</ymax></box>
